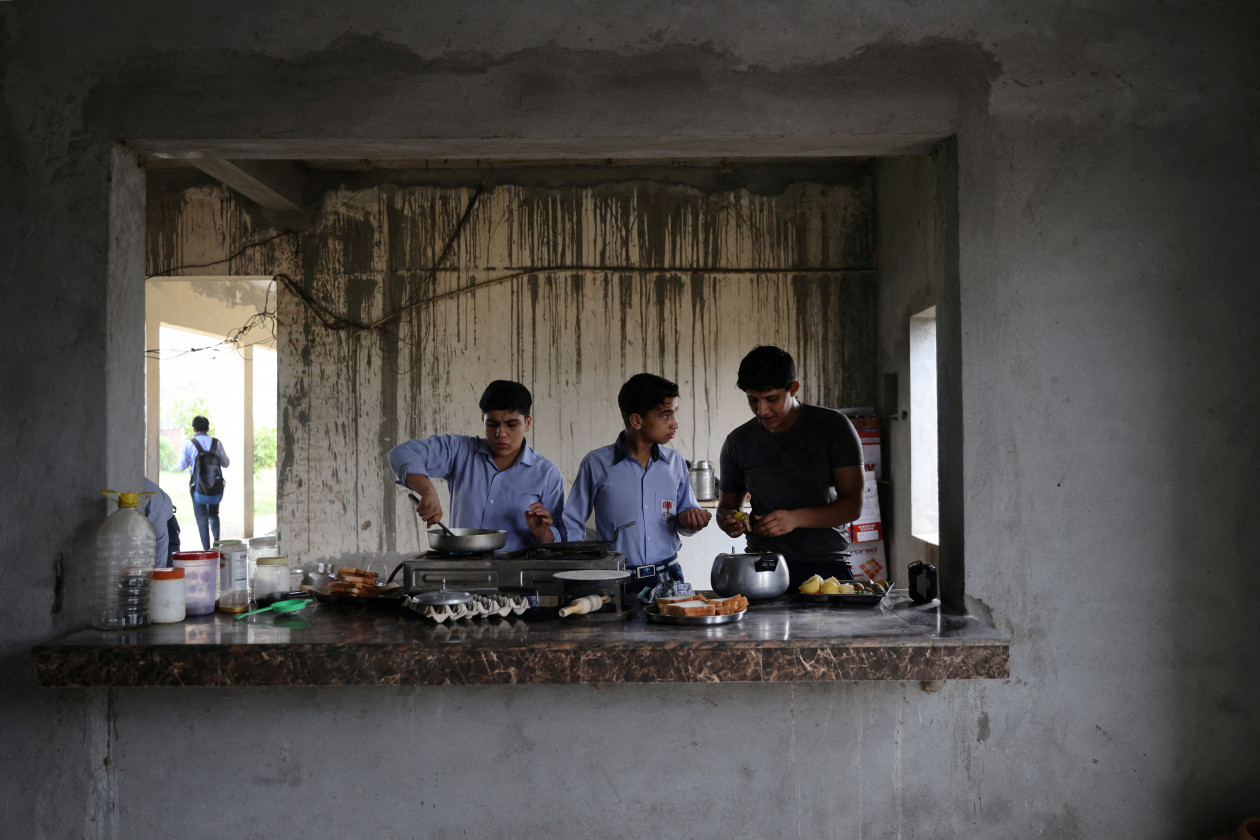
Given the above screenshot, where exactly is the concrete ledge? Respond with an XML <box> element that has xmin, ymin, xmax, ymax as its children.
<box><xmin>35</xmin><ymin>591</ymin><xmax>1008</xmax><ymax>687</ymax></box>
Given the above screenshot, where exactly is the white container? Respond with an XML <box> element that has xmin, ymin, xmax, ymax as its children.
<box><xmin>92</xmin><ymin>490</ymin><xmax>158</xmax><ymax>630</ymax></box>
<box><xmin>254</xmin><ymin>556</ymin><xmax>290</xmax><ymax>605</ymax></box>
<box><xmin>172</xmin><ymin>551</ymin><xmax>218</xmax><ymax>616</ymax></box>
<box><xmin>151</xmin><ymin>567</ymin><xmax>187</xmax><ymax>623</ymax></box>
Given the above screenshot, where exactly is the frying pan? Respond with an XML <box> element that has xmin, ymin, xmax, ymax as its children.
<box><xmin>408</xmin><ymin>493</ymin><xmax>508</xmax><ymax>553</ymax></box>
<box><xmin>544</xmin><ymin>521</ymin><xmax>636</xmax><ymax>553</ymax></box>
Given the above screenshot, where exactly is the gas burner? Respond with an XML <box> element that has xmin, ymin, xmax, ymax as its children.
<box><xmin>424</xmin><ymin>549</ymin><xmax>497</xmax><ymax>559</ymax></box>
<box><xmin>401</xmin><ymin>549</ymin><xmax>627</xmax><ymax>610</ymax></box>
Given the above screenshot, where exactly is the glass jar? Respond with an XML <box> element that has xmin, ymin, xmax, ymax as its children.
<box><xmin>151</xmin><ymin>567</ymin><xmax>187</xmax><ymax>623</ymax></box>
<box><xmin>246</xmin><ymin>536</ymin><xmax>279</xmax><ymax>601</ymax></box>
<box><xmin>253</xmin><ymin>556</ymin><xmax>290</xmax><ymax>606</ymax></box>
<box><xmin>217</xmin><ymin>541</ymin><xmax>250</xmax><ymax>613</ymax></box>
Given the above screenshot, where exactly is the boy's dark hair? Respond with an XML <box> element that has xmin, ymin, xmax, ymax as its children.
<box><xmin>736</xmin><ymin>345</ymin><xmax>797</xmax><ymax>392</ymax></box>
<box><xmin>618</xmin><ymin>373</ymin><xmax>680</xmax><ymax>424</ymax></box>
<box><xmin>479</xmin><ymin>380</ymin><xmax>533</xmax><ymax>416</ymax></box>
<box><xmin>192</xmin><ymin>416</ymin><xmax>210</xmax><ymax>433</ymax></box>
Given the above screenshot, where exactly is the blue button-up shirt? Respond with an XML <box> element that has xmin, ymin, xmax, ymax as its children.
<box><xmin>562</xmin><ymin>434</ymin><xmax>701</xmax><ymax>569</ymax></box>
<box><xmin>388</xmin><ymin>434</ymin><xmax>565</xmax><ymax>551</ymax></box>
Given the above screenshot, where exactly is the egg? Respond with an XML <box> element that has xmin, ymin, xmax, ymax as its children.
<box><xmin>819</xmin><ymin>578</ymin><xmax>842</xmax><ymax>594</ymax></box>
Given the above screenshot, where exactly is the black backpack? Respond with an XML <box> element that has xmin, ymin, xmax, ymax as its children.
<box><xmin>191</xmin><ymin>438</ymin><xmax>226</xmax><ymax>498</ymax></box>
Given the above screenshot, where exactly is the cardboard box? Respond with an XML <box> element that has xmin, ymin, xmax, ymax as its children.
<box><xmin>840</xmin><ymin>408</ymin><xmax>882</xmax><ymax>480</ymax></box>
<box><xmin>848</xmin><ymin>464</ymin><xmax>883</xmax><ymax>543</ymax></box>
<box><xmin>848</xmin><ymin>540</ymin><xmax>888</xmax><ymax>581</ymax></box>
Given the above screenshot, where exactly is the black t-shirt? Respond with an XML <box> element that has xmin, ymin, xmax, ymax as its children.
<box><xmin>719</xmin><ymin>403</ymin><xmax>864</xmax><ymax>560</ymax></box>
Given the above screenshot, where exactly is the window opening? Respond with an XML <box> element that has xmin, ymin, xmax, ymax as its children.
<box><xmin>909</xmin><ymin>306</ymin><xmax>939</xmax><ymax>544</ymax></box>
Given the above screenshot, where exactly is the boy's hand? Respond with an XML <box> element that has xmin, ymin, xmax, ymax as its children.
<box><xmin>717</xmin><ymin>509</ymin><xmax>751</xmax><ymax>537</ymax></box>
<box><xmin>410</xmin><ymin>493</ymin><xmax>444</xmax><ymax>527</ymax></box>
<box><xmin>752</xmin><ymin>509</ymin><xmax>799</xmax><ymax>537</ymax></box>
<box><xmin>678</xmin><ymin>508</ymin><xmax>711</xmax><ymax>531</ymax></box>
<box><xmin>525</xmin><ymin>502</ymin><xmax>555</xmax><ymax>544</ymax></box>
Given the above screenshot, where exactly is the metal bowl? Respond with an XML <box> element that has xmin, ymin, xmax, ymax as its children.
<box><xmin>710</xmin><ymin>552</ymin><xmax>789</xmax><ymax>599</ymax></box>
<box><xmin>426</xmin><ymin>528</ymin><xmax>507</xmax><ymax>553</ymax></box>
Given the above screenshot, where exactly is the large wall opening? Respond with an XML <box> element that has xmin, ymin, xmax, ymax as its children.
<box><xmin>135</xmin><ymin>143</ymin><xmax>960</xmax><ymax>602</ymax></box>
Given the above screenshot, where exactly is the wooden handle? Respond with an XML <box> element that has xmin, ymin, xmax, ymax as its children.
<box><xmin>558</xmin><ymin>594</ymin><xmax>610</xmax><ymax>617</ymax></box>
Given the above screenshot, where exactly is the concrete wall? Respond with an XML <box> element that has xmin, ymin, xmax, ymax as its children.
<box><xmin>3</xmin><ymin>2</ymin><xmax>1258</xmax><ymax>838</ymax></box>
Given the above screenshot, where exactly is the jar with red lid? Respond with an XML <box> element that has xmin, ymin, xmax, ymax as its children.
<box><xmin>151</xmin><ymin>567</ymin><xmax>187</xmax><ymax>623</ymax></box>
<box><xmin>172</xmin><ymin>550</ymin><xmax>218</xmax><ymax>615</ymax></box>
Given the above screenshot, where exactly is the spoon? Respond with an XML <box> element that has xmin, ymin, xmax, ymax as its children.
<box><xmin>233</xmin><ymin>597</ymin><xmax>312</xmax><ymax>621</ymax></box>
<box><xmin>408</xmin><ymin>493</ymin><xmax>456</xmax><ymax>536</ymax></box>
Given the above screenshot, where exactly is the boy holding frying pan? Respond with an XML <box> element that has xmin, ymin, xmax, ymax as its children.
<box><xmin>562</xmin><ymin>373</ymin><xmax>711</xmax><ymax>596</ymax></box>
<box><xmin>388</xmin><ymin>380</ymin><xmax>565</xmax><ymax>551</ymax></box>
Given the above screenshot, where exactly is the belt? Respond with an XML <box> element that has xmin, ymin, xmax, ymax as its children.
<box><xmin>629</xmin><ymin>558</ymin><xmax>680</xmax><ymax>580</ymax></box>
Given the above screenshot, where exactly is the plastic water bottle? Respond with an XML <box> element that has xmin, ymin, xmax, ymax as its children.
<box><xmin>91</xmin><ymin>490</ymin><xmax>158</xmax><ymax>630</ymax></box>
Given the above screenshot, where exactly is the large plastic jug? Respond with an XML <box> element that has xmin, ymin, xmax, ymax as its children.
<box><xmin>91</xmin><ymin>490</ymin><xmax>157</xmax><ymax>630</ymax></box>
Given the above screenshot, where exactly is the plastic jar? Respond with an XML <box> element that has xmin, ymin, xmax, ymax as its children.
<box><xmin>172</xmin><ymin>550</ymin><xmax>218</xmax><ymax>616</ymax></box>
<box><xmin>151</xmin><ymin>567</ymin><xmax>187</xmax><ymax>623</ymax></box>
<box><xmin>253</xmin><ymin>556</ymin><xmax>290</xmax><ymax>606</ymax></box>
<box><xmin>217</xmin><ymin>541</ymin><xmax>250</xmax><ymax>613</ymax></box>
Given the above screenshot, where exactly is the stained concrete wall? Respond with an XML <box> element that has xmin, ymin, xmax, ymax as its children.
<box><xmin>2</xmin><ymin>2</ymin><xmax>1258</xmax><ymax>839</ymax></box>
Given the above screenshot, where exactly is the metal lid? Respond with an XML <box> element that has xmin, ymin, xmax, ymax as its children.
<box><xmin>257</xmin><ymin>556</ymin><xmax>289</xmax><ymax>566</ymax></box>
<box><xmin>410</xmin><ymin>587</ymin><xmax>473</xmax><ymax>606</ymax></box>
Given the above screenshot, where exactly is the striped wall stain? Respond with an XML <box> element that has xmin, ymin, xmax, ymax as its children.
<box><xmin>146</xmin><ymin>171</ymin><xmax>877</xmax><ymax>567</ymax></box>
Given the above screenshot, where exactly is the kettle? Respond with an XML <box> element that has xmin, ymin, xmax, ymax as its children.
<box><xmin>907</xmin><ymin>561</ymin><xmax>938</xmax><ymax>604</ymax></box>
<box><xmin>688</xmin><ymin>460</ymin><xmax>717</xmax><ymax>501</ymax></box>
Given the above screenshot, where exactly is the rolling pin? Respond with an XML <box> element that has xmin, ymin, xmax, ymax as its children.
<box><xmin>558</xmin><ymin>594</ymin><xmax>610</xmax><ymax>617</ymax></box>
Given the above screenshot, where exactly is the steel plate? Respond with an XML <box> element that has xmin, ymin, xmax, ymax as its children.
<box><xmin>645</xmin><ymin>605</ymin><xmax>746</xmax><ymax>626</ymax></box>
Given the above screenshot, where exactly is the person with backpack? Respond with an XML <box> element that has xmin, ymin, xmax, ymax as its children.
<box><xmin>176</xmin><ymin>415</ymin><xmax>231</xmax><ymax>550</ymax></box>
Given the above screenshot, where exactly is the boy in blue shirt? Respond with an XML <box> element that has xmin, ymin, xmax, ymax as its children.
<box><xmin>388</xmin><ymin>380</ymin><xmax>564</xmax><ymax>551</ymax></box>
<box><xmin>563</xmin><ymin>373</ymin><xmax>711</xmax><ymax>596</ymax></box>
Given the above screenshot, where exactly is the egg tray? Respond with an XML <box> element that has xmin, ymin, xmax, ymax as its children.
<box><xmin>402</xmin><ymin>592</ymin><xmax>531</xmax><ymax>623</ymax></box>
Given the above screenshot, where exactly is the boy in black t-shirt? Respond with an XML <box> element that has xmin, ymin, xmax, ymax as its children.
<box><xmin>716</xmin><ymin>345</ymin><xmax>865</xmax><ymax>587</ymax></box>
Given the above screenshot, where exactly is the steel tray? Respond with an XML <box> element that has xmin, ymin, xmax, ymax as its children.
<box><xmin>306</xmin><ymin>584</ymin><xmax>405</xmax><ymax>608</ymax></box>
<box><xmin>645</xmin><ymin>605</ymin><xmax>746</xmax><ymax>626</ymax></box>
<box><xmin>795</xmin><ymin>585</ymin><xmax>890</xmax><ymax>606</ymax></box>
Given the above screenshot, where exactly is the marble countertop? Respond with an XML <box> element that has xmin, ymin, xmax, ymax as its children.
<box><xmin>34</xmin><ymin>591</ymin><xmax>1008</xmax><ymax>687</ymax></box>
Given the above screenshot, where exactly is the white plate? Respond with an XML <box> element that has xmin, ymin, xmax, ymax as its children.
<box><xmin>552</xmin><ymin>569</ymin><xmax>631</xmax><ymax>581</ymax></box>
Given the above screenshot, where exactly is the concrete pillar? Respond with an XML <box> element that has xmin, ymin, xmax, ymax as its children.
<box><xmin>106</xmin><ymin>145</ymin><xmax>146</xmax><ymax>496</ymax></box>
<box><xmin>243</xmin><ymin>346</ymin><xmax>255</xmax><ymax>537</ymax></box>
<box><xmin>145</xmin><ymin>316</ymin><xmax>161</xmax><ymax>480</ymax></box>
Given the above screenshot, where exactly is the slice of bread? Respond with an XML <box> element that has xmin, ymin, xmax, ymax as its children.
<box><xmin>657</xmin><ymin>598</ymin><xmax>716</xmax><ymax>617</ymax></box>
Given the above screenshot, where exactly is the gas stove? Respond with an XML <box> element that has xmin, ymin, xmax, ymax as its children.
<box><xmin>402</xmin><ymin>546</ymin><xmax>627</xmax><ymax>607</ymax></box>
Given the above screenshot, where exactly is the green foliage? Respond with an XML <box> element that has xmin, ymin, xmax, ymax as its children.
<box><xmin>253</xmin><ymin>425</ymin><xmax>278</xmax><ymax>471</ymax></box>
<box><xmin>159</xmin><ymin>438</ymin><xmax>179</xmax><ymax>472</ymax></box>
<box><xmin>170</xmin><ymin>396</ymin><xmax>215</xmax><ymax>436</ymax></box>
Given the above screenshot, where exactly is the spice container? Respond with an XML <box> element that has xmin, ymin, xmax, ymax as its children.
<box><xmin>151</xmin><ymin>567</ymin><xmax>187</xmax><ymax>623</ymax></box>
<box><xmin>253</xmin><ymin>556</ymin><xmax>290</xmax><ymax>606</ymax></box>
<box><xmin>172</xmin><ymin>550</ymin><xmax>219</xmax><ymax>616</ymax></box>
